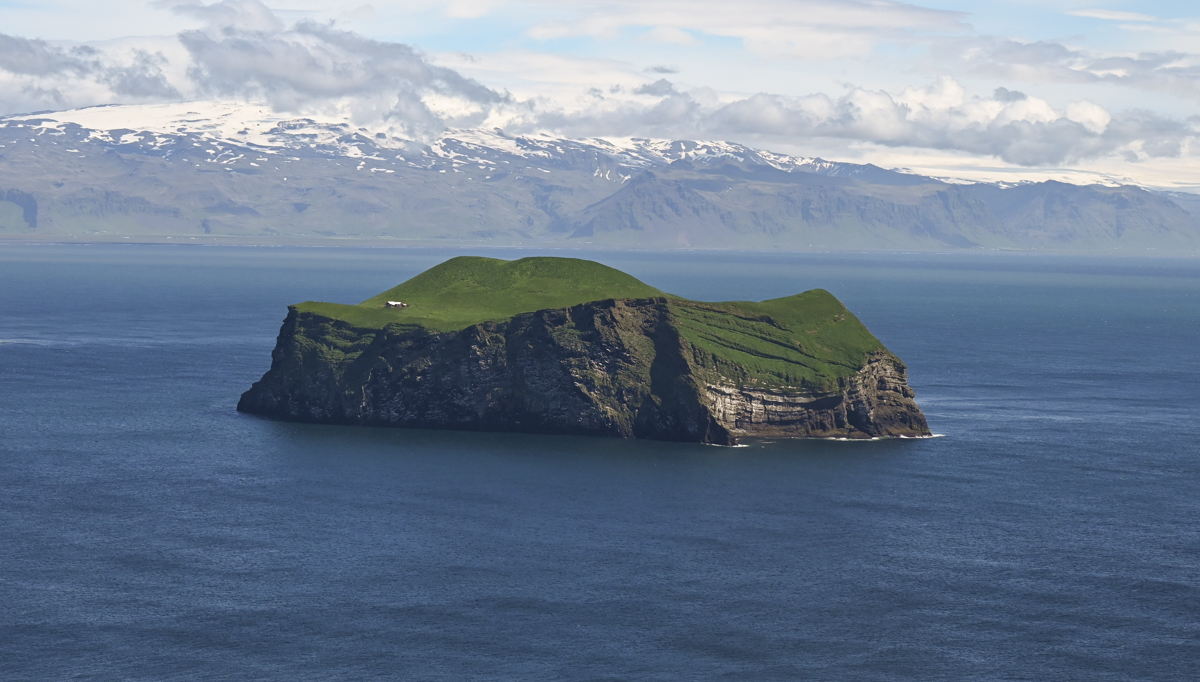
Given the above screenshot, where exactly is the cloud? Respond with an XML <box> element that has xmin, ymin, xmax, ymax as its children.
<box><xmin>992</xmin><ymin>87</ymin><xmax>1025</xmax><ymax>103</ymax></box>
<box><xmin>1066</xmin><ymin>9</ymin><xmax>1157</xmax><ymax>23</ymax></box>
<box><xmin>721</xmin><ymin>80</ymin><xmax>1191</xmax><ymax>166</ymax></box>
<box><xmin>460</xmin><ymin>0</ymin><xmax>1200</xmax><ymax>101</ymax></box>
<box><xmin>155</xmin><ymin>0</ymin><xmax>283</xmax><ymax>32</ymax></box>
<box><xmin>176</xmin><ymin>19</ymin><xmax>505</xmax><ymax>136</ymax></box>
<box><xmin>341</xmin><ymin>5</ymin><xmax>377</xmax><ymax>21</ymax></box>
<box><xmin>0</xmin><ymin>34</ymin><xmax>179</xmax><ymax>109</ymax></box>
<box><xmin>523</xmin><ymin>0</ymin><xmax>968</xmax><ymax>59</ymax></box>
<box><xmin>942</xmin><ymin>38</ymin><xmax>1200</xmax><ymax>100</ymax></box>
<box><xmin>632</xmin><ymin>78</ymin><xmax>675</xmax><ymax>97</ymax></box>
<box><xmin>639</xmin><ymin>26</ymin><xmax>699</xmax><ymax>46</ymax></box>
<box><xmin>510</xmin><ymin>76</ymin><xmax>1195</xmax><ymax>167</ymax></box>
<box><xmin>0</xmin><ymin>34</ymin><xmax>95</xmax><ymax>77</ymax></box>
<box><xmin>102</xmin><ymin>50</ymin><xmax>181</xmax><ymax>99</ymax></box>
<box><xmin>0</xmin><ymin>0</ymin><xmax>503</xmax><ymax>138</ymax></box>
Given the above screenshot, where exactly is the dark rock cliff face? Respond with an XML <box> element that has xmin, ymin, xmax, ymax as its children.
<box><xmin>238</xmin><ymin>298</ymin><xmax>930</xmax><ymax>444</ymax></box>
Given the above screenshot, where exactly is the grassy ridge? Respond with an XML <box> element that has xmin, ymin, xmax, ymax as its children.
<box><xmin>291</xmin><ymin>256</ymin><xmax>886</xmax><ymax>386</ymax></box>
<box><xmin>669</xmin><ymin>292</ymin><xmax>884</xmax><ymax>388</ymax></box>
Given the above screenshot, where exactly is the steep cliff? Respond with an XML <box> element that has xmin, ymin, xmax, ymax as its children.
<box><xmin>238</xmin><ymin>257</ymin><xmax>930</xmax><ymax>444</ymax></box>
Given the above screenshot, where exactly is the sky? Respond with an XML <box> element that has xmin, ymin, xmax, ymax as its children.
<box><xmin>1</xmin><ymin>0</ymin><xmax>1199</xmax><ymax>188</ymax></box>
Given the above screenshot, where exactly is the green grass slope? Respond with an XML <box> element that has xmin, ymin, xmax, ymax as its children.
<box><xmin>291</xmin><ymin>256</ymin><xmax>888</xmax><ymax>389</ymax></box>
<box><xmin>295</xmin><ymin>256</ymin><xmax>667</xmax><ymax>332</ymax></box>
<box><xmin>668</xmin><ymin>291</ymin><xmax>885</xmax><ymax>389</ymax></box>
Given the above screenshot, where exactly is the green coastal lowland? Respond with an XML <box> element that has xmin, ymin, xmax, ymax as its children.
<box><xmin>241</xmin><ymin>256</ymin><xmax>930</xmax><ymax>443</ymax></box>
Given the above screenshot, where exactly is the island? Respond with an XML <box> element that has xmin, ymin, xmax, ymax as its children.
<box><xmin>237</xmin><ymin>256</ymin><xmax>931</xmax><ymax>444</ymax></box>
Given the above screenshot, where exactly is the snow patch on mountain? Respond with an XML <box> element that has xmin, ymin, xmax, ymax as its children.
<box><xmin>4</xmin><ymin>101</ymin><xmax>871</xmax><ymax>180</ymax></box>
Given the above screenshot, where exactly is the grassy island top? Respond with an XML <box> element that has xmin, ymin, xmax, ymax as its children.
<box><xmin>297</xmin><ymin>256</ymin><xmax>667</xmax><ymax>332</ymax></box>
<box><xmin>292</xmin><ymin>256</ymin><xmax>889</xmax><ymax>387</ymax></box>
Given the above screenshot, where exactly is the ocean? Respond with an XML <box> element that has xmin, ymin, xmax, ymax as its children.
<box><xmin>1</xmin><ymin>245</ymin><xmax>1197</xmax><ymax>680</ymax></box>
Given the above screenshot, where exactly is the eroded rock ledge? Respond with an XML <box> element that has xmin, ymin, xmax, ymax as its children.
<box><xmin>238</xmin><ymin>297</ymin><xmax>929</xmax><ymax>445</ymax></box>
<box><xmin>704</xmin><ymin>352</ymin><xmax>929</xmax><ymax>440</ymax></box>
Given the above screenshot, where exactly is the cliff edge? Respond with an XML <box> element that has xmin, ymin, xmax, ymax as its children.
<box><xmin>237</xmin><ymin>257</ymin><xmax>930</xmax><ymax>444</ymax></box>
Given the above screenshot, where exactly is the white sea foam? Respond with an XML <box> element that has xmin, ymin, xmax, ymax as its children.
<box><xmin>819</xmin><ymin>433</ymin><xmax>947</xmax><ymax>441</ymax></box>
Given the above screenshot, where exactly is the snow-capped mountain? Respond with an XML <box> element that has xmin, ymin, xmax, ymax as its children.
<box><xmin>3</xmin><ymin>101</ymin><xmax>878</xmax><ymax>180</ymax></box>
<box><xmin>0</xmin><ymin>102</ymin><xmax>1196</xmax><ymax>253</ymax></box>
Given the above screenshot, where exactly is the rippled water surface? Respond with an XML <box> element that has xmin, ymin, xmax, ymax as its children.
<box><xmin>1</xmin><ymin>245</ymin><xmax>1198</xmax><ymax>680</ymax></box>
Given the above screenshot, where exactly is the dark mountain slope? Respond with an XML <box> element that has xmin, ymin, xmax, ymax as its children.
<box><xmin>562</xmin><ymin>165</ymin><xmax>1017</xmax><ymax>249</ymax></box>
<box><xmin>965</xmin><ymin>181</ymin><xmax>1200</xmax><ymax>250</ymax></box>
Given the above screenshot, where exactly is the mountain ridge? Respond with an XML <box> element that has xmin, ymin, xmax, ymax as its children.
<box><xmin>1</xmin><ymin>102</ymin><xmax>1197</xmax><ymax>253</ymax></box>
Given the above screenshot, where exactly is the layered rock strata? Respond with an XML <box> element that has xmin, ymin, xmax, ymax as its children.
<box><xmin>238</xmin><ymin>297</ymin><xmax>930</xmax><ymax>444</ymax></box>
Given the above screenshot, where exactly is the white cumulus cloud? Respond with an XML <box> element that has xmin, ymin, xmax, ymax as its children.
<box><xmin>0</xmin><ymin>0</ymin><xmax>1195</xmax><ymax>169</ymax></box>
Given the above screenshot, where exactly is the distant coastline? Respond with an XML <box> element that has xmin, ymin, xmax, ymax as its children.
<box><xmin>3</xmin><ymin>236</ymin><xmax>1196</xmax><ymax>260</ymax></box>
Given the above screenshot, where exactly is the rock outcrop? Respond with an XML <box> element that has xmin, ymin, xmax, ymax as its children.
<box><xmin>238</xmin><ymin>297</ymin><xmax>930</xmax><ymax>444</ymax></box>
<box><xmin>703</xmin><ymin>351</ymin><xmax>928</xmax><ymax>440</ymax></box>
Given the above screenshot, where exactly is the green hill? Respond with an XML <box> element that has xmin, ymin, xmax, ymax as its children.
<box><xmin>296</xmin><ymin>256</ymin><xmax>666</xmax><ymax>332</ymax></box>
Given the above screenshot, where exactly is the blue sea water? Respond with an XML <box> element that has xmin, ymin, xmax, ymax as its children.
<box><xmin>0</xmin><ymin>244</ymin><xmax>1198</xmax><ymax>681</ymax></box>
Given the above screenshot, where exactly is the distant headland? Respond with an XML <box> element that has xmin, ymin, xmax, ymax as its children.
<box><xmin>237</xmin><ymin>256</ymin><xmax>930</xmax><ymax>444</ymax></box>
